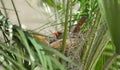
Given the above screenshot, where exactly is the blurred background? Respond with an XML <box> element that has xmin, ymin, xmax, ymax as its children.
<box><xmin>0</xmin><ymin>0</ymin><xmax>59</xmax><ymax>35</ymax></box>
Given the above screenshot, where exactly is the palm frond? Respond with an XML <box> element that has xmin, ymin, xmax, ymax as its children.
<box><xmin>0</xmin><ymin>10</ymin><xmax>75</xmax><ymax>70</ymax></box>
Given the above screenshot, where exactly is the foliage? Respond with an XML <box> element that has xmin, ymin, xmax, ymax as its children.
<box><xmin>0</xmin><ymin>0</ymin><xmax>120</xmax><ymax>70</ymax></box>
<box><xmin>0</xmin><ymin>11</ymin><xmax>74</xmax><ymax>70</ymax></box>
<box><xmin>98</xmin><ymin>0</ymin><xmax>120</xmax><ymax>70</ymax></box>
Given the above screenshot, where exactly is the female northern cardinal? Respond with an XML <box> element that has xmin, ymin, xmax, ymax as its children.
<box><xmin>50</xmin><ymin>16</ymin><xmax>87</xmax><ymax>50</ymax></box>
<box><xmin>33</xmin><ymin>16</ymin><xmax>87</xmax><ymax>51</ymax></box>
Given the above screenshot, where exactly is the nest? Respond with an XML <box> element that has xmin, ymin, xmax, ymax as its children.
<box><xmin>49</xmin><ymin>32</ymin><xmax>86</xmax><ymax>70</ymax></box>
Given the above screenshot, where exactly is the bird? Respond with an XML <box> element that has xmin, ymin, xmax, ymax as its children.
<box><xmin>26</xmin><ymin>16</ymin><xmax>87</xmax><ymax>51</ymax></box>
<box><xmin>53</xmin><ymin>31</ymin><xmax>63</xmax><ymax>39</ymax></box>
<box><xmin>50</xmin><ymin>38</ymin><xmax>77</xmax><ymax>51</ymax></box>
<box><xmin>33</xmin><ymin>34</ymin><xmax>49</xmax><ymax>44</ymax></box>
<box><xmin>13</xmin><ymin>25</ymin><xmax>49</xmax><ymax>45</ymax></box>
<box><xmin>50</xmin><ymin>16</ymin><xmax>87</xmax><ymax>51</ymax></box>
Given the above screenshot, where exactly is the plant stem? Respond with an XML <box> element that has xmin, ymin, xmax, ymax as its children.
<box><xmin>101</xmin><ymin>53</ymin><xmax>118</xmax><ymax>70</ymax></box>
<box><xmin>69</xmin><ymin>1</ymin><xmax>72</xmax><ymax>32</ymax></box>
<box><xmin>61</xmin><ymin>0</ymin><xmax>70</xmax><ymax>54</ymax></box>
<box><xmin>11</xmin><ymin>0</ymin><xmax>21</xmax><ymax>27</ymax></box>
<box><xmin>1</xmin><ymin>0</ymin><xmax>8</xmax><ymax>17</ymax></box>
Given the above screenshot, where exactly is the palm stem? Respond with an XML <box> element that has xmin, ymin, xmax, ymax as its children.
<box><xmin>61</xmin><ymin>0</ymin><xmax>70</xmax><ymax>54</ymax></box>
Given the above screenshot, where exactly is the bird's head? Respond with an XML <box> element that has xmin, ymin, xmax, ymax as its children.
<box><xmin>53</xmin><ymin>31</ymin><xmax>63</xmax><ymax>39</ymax></box>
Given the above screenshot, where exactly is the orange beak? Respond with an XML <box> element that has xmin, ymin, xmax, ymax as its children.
<box><xmin>54</xmin><ymin>31</ymin><xmax>59</xmax><ymax>37</ymax></box>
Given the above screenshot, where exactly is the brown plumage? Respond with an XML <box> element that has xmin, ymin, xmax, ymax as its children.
<box><xmin>32</xmin><ymin>16</ymin><xmax>87</xmax><ymax>51</ymax></box>
<box><xmin>51</xmin><ymin>16</ymin><xmax>87</xmax><ymax>50</ymax></box>
<box><xmin>50</xmin><ymin>38</ymin><xmax>76</xmax><ymax>50</ymax></box>
<box><xmin>72</xmin><ymin>16</ymin><xmax>87</xmax><ymax>33</ymax></box>
<box><xmin>33</xmin><ymin>34</ymin><xmax>49</xmax><ymax>44</ymax></box>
